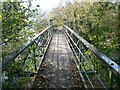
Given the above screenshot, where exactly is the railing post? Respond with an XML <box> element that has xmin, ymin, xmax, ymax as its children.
<box><xmin>49</xmin><ymin>19</ymin><xmax>53</xmax><ymax>39</ymax></box>
<box><xmin>63</xmin><ymin>19</ymin><xmax>67</xmax><ymax>33</ymax></box>
<box><xmin>109</xmin><ymin>70</ymin><xmax>114</xmax><ymax>88</ymax></box>
<box><xmin>50</xmin><ymin>19</ymin><xmax>54</xmax><ymax>31</ymax></box>
<box><xmin>50</xmin><ymin>19</ymin><xmax>53</xmax><ymax>25</ymax></box>
<box><xmin>63</xmin><ymin>19</ymin><xmax>67</xmax><ymax>25</ymax></box>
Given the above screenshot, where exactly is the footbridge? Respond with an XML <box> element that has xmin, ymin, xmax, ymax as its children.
<box><xmin>2</xmin><ymin>20</ymin><xmax>120</xmax><ymax>89</ymax></box>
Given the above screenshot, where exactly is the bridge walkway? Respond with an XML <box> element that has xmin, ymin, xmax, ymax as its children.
<box><xmin>32</xmin><ymin>30</ymin><xmax>84</xmax><ymax>88</ymax></box>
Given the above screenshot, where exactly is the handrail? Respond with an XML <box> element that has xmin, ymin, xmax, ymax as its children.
<box><xmin>63</xmin><ymin>24</ymin><xmax>120</xmax><ymax>76</ymax></box>
<box><xmin>63</xmin><ymin>24</ymin><xmax>120</xmax><ymax>88</ymax></box>
<box><xmin>2</xmin><ymin>25</ymin><xmax>52</xmax><ymax>71</ymax></box>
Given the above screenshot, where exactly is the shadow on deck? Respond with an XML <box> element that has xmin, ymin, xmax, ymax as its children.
<box><xmin>32</xmin><ymin>30</ymin><xmax>84</xmax><ymax>88</ymax></box>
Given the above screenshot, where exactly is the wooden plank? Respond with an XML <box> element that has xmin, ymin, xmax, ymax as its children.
<box><xmin>32</xmin><ymin>30</ymin><xmax>84</xmax><ymax>88</ymax></box>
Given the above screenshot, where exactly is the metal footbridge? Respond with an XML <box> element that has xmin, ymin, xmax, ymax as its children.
<box><xmin>2</xmin><ymin>20</ymin><xmax>120</xmax><ymax>89</ymax></box>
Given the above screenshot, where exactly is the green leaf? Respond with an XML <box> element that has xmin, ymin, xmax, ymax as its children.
<box><xmin>32</xmin><ymin>10</ymin><xmax>36</xmax><ymax>12</ymax></box>
<box><xmin>36</xmin><ymin>5</ymin><xmax>40</xmax><ymax>7</ymax></box>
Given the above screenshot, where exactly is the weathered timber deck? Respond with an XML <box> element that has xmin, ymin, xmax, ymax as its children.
<box><xmin>32</xmin><ymin>30</ymin><xmax>84</xmax><ymax>88</ymax></box>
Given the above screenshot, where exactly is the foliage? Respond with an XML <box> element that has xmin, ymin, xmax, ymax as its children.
<box><xmin>2</xmin><ymin>1</ymin><xmax>49</xmax><ymax>88</ymax></box>
<box><xmin>50</xmin><ymin>1</ymin><xmax>120</xmax><ymax>65</ymax></box>
<box><xmin>2</xmin><ymin>1</ymin><xmax>48</xmax><ymax>60</ymax></box>
<box><xmin>49</xmin><ymin>1</ymin><xmax>120</xmax><ymax>88</ymax></box>
<box><xmin>2</xmin><ymin>0</ymin><xmax>120</xmax><ymax>88</ymax></box>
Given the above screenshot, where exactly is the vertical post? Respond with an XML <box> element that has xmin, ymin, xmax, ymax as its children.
<box><xmin>49</xmin><ymin>19</ymin><xmax>53</xmax><ymax>39</ymax></box>
<box><xmin>32</xmin><ymin>44</ymin><xmax>37</xmax><ymax>71</ymax></box>
<box><xmin>50</xmin><ymin>19</ymin><xmax>53</xmax><ymax>26</ymax></box>
<box><xmin>63</xmin><ymin>19</ymin><xmax>67</xmax><ymax>25</ymax></box>
<box><xmin>63</xmin><ymin>19</ymin><xmax>67</xmax><ymax>33</ymax></box>
<box><xmin>109</xmin><ymin>70</ymin><xmax>114</xmax><ymax>88</ymax></box>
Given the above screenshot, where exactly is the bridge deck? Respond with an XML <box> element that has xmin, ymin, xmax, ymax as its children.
<box><xmin>33</xmin><ymin>30</ymin><xmax>84</xmax><ymax>88</ymax></box>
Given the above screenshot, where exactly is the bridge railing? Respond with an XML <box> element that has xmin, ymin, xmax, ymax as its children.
<box><xmin>2</xmin><ymin>25</ymin><xmax>53</xmax><ymax>88</ymax></box>
<box><xmin>63</xmin><ymin>24</ymin><xmax>120</xmax><ymax>88</ymax></box>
